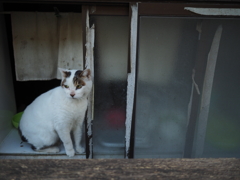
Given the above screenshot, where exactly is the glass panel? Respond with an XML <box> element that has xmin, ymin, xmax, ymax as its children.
<box><xmin>200</xmin><ymin>19</ymin><xmax>240</xmax><ymax>158</ymax></box>
<box><xmin>134</xmin><ymin>17</ymin><xmax>198</xmax><ymax>158</ymax></box>
<box><xmin>135</xmin><ymin>17</ymin><xmax>240</xmax><ymax>158</ymax></box>
<box><xmin>92</xmin><ymin>16</ymin><xmax>128</xmax><ymax>158</ymax></box>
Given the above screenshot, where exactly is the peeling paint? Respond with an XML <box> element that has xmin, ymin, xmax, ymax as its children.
<box><xmin>185</xmin><ymin>7</ymin><xmax>240</xmax><ymax>16</ymax></box>
<box><xmin>85</xmin><ymin>9</ymin><xmax>95</xmax><ymax>159</ymax></box>
<box><xmin>125</xmin><ymin>3</ymin><xmax>138</xmax><ymax>158</ymax></box>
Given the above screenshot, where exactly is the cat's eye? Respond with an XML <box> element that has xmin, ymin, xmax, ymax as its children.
<box><xmin>64</xmin><ymin>85</ymin><xmax>69</xmax><ymax>89</ymax></box>
<box><xmin>76</xmin><ymin>84</ymin><xmax>82</xmax><ymax>89</ymax></box>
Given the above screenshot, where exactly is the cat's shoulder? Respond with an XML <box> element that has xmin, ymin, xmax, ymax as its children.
<box><xmin>36</xmin><ymin>87</ymin><xmax>62</xmax><ymax>101</ymax></box>
<box><xmin>40</xmin><ymin>86</ymin><xmax>60</xmax><ymax>95</ymax></box>
<box><xmin>49</xmin><ymin>86</ymin><xmax>62</xmax><ymax>93</ymax></box>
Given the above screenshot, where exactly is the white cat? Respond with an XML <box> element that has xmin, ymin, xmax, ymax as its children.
<box><xmin>19</xmin><ymin>68</ymin><xmax>92</xmax><ymax>157</ymax></box>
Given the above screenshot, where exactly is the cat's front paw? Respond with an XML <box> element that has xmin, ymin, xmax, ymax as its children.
<box><xmin>66</xmin><ymin>149</ymin><xmax>75</xmax><ymax>157</ymax></box>
<box><xmin>76</xmin><ymin>146</ymin><xmax>85</xmax><ymax>154</ymax></box>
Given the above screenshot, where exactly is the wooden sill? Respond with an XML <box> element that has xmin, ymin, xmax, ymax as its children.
<box><xmin>0</xmin><ymin>158</ymin><xmax>239</xmax><ymax>179</ymax></box>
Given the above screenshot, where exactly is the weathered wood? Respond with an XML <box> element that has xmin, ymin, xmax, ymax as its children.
<box><xmin>138</xmin><ymin>3</ymin><xmax>240</xmax><ymax>16</ymax></box>
<box><xmin>0</xmin><ymin>158</ymin><xmax>239</xmax><ymax>179</ymax></box>
<box><xmin>1</xmin><ymin>0</ymin><xmax>240</xmax><ymax>3</ymax></box>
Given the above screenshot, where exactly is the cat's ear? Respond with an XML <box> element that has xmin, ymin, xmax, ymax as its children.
<box><xmin>81</xmin><ymin>69</ymin><xmax>91</xmax><ymax>80</ymax></box>
<box><xmin>59</xmin><ymin>68</ymin><xmax>71</xmax><ymax>78</ymax></box>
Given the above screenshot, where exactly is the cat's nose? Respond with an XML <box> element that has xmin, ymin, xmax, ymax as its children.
<box><xmin>70</xmin><ymin>93</ymin><xmax>75</xmax><ymax>97</ymax></box>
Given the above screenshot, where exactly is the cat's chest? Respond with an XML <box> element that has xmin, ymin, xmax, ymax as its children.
<box><xmin>55</xmin><ymin>99</ymin><xmax>87</xmax><ymax>119</ymax></box>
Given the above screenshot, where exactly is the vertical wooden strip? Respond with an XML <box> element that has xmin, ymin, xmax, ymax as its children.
<box><xmin>82</xmin><ymin>6</ymin><xmax>95</xmax><ymax>159</ymax></box>
<box><xmin>194</xmin><ymin>25</ymin><xmax>222</xmax><ymax>157</ymax></box>
<box><xmin>183</xmin><ymin>22</ymin><xmax>212</xmax><ymax>158</ymax></box>
<box><xmin>82</xmin><ymin>6</ymin><xmax>88</xmax><ymax>68</ymax></box>
<box><xmin>183</xmin><ymin>22</ymin><xmax>221</xmax><ymax>158</ymax></box>
<box><xmin>125</xmin><ymin>2</ymin><xmax>138</xmax><ymax>159</ymax></box>
<box><xmin>82</xmin><ymin>5</ymin><xmax>88</xmax><ymax>159</ymax></box>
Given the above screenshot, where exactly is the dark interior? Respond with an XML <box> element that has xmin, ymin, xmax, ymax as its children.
<box><xmin>3</xmin><ymin>3</ymin><xmax>82</xmax><ymax>112</ymax></box>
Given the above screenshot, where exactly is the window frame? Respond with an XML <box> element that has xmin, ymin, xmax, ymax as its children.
<box><xmin>133</xmin><ymin>2</ymin><xmax>240</xmax><ymax>158</ymax></box>
<box><xmin>1</xmin><ymin>0</ymin><xmax>240</xmax><ymax>159</ymax></box>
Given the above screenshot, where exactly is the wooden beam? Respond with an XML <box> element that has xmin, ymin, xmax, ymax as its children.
<box><xmin>89</xmin><ymin>5</ymin><xmax>128</xmax><ymax>16</ymax></box>
<box><xmin>139</xmin><ymin>3</ymin><xmax>240</xmax><ymax>16</ymax></box>
<box><xmin>1</xmin><ymin>0</ymin><xmax>240</xmax><ymax>3</ymax></box>
<box><xmin>183</xmin><ymin>22</ymin><xmax>220</xmax><ymax>158</ymax></box>
<box><xmin>125</xmin><ymin>2</ymin><xmax>138</xmax><ymax>159</ymax></box>
<box><xmin>1</xmin><ymin>158</ymin><xmax>240</xmax><ymax>179</ymax></box>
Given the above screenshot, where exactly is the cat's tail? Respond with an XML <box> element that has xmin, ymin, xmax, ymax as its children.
<box><xmin>18</xmin><ymin>126</ymin><xmax>28</xmax><ymax>142</ymax></box>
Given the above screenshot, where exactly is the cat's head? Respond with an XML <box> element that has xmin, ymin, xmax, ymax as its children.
<box><xmin>59</xmin><ymin>68</ymin><xmax>92</xmax><ymax>99</ymax></box>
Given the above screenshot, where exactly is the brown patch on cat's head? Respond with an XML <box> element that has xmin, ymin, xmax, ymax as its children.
<box><xmin>62</xmin><ymin>71</ymin><xmax>71</xmax><ymax>78</ymax></box>
<box><xmin>73</xmin><ymin>70</ymin><xmax>86</xmax><ymax>87</ymax></box>
<box><xmin>59</xmin><ymin>68</ymin><xmax>72</xmax><ymax>87</ymax></box>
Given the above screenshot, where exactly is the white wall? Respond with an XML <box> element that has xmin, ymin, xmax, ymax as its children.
<box><xmin>0</xmin><ymin>3</ymin><xmax>16</xmax><ymax>142</ymax></box>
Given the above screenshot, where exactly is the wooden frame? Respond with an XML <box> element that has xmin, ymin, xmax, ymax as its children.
<box><xmin>138</xmin><ymin>3</ymin><xmax>240</xmax><ymax>17</ymax></box>
<box><xmin>1</xmin><ymin>0</ymin><xmax>240</xmax><ymax>159</ymax></box>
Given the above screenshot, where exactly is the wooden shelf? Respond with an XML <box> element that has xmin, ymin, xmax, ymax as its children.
<box><xmin>0</xmin><ymin>128</ymin><xmax>85</xmax><ymax>159</ymax></box>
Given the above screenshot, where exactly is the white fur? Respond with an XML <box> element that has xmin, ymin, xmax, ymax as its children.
<box><xmin>19</xmin><ymin>69</ymin><xmax>92</xmax><ymax>157</ymax></box>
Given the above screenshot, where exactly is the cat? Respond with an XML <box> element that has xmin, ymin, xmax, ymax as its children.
<box><xmin>18</xmin><ymin>68</ymin><xmax>92</xmax><ymax>157</ymax></box>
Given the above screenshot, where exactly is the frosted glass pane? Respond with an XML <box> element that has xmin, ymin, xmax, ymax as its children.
<box><xmin>201</xmin><ymin>19</ymin><xmax>240</xmax><ymax>158</ymax></box>
<box><xmin>135</xmin><ymin>17</ymin><xmax>240</xmax><ymax>158</ymax></box>
<box><xmin>92</xmin><ymin>16</ymin><xmax>128</xmax><ymax>158</ymax></box>
<box><xmin>134</xmin><ymin>17</ymin><xmax>198</xmax><ymax>158</ymax></box>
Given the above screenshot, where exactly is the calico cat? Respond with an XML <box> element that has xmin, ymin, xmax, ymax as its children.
<box><xmin>18</xmin><ymin>68</ymin><xmax>92</xmax><ymax>157</ymax></box>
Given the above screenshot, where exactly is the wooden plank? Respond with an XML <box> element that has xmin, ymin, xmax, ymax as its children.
<box><xmin>138</xmin><ymin>3</ymin><xmax>240</xmax><ymax>16</ymax></box>
<box><xmin>2</xmin><ymin>0</ymin><xmax>240</xmax><ymax>3</ymax></box>
<box><xmin>0</xmin><ymin>158</ymin><xmax>239</xmax><ymax>179</ymax></box>
<box><xmin>82</xmin><ymin>6</ymin><xmax>95</xmax><ymax>159</ymax></box>
<box><xmin>125</xmin><ymin>2</ymin><xmax>138</xmax><ymax>158</ymax></box>
<box><xmin>81</xmin><ymin>6</ymin><xmax>89</xmax><ymax>159</ymax></box>
<box><xmin>194</xmin><ymin>25</ymin><xmax>222</xmax><ymax>158</ymax></box>
<box><xmin>82</xmin><ymin>6</ymin><xmax>87</xmax><ymax>68</ymax></box>
<box><xmin>183</xmin><ymin>21</ymin><xmax>220</xmax><ymax>158</ymax></box>
<box><xmin>89</xmin><ymin>5</ymin><xmax>128</xmax><ymax>16</ymax></box>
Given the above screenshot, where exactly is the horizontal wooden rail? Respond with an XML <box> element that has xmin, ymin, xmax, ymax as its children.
<box><xmin>0</xmin><ymin>158</ymin><xmax>239</xmax><ymax>179</ymax></box>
